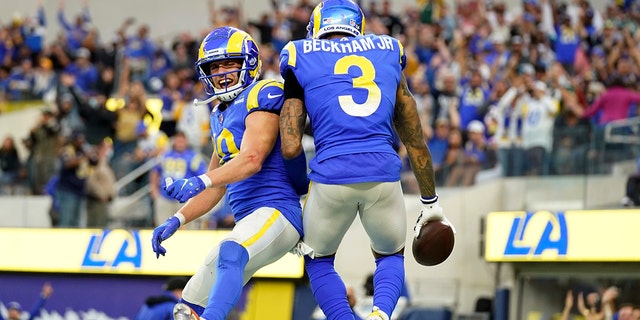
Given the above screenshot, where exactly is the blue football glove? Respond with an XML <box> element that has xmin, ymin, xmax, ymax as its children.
<box><xmin>151</xmin><ymin>215</ymin><xmax>182</xmax><ymax>258</ymax></box>
<box><xmin>164</xmin><ymin>175</ymin><xmax>211</xmax><ymax>203</ymax></box>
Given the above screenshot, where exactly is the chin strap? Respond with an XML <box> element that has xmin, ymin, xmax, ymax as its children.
<box><xmin>194</xmin><ymin>96</ymin><xmax>217</xmax><ymax>107</ymax></box>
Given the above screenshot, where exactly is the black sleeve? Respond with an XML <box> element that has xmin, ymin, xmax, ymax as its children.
<box><xmin>283</xmin><ymin>69</ymin><xmax>305</xmax><ymax>101</ymax></box>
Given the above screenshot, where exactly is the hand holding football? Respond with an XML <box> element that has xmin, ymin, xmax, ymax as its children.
<box><xmin>412</xmin><ymin>220</ymin><xmax>455</xmax><ymax>266</ymax></box>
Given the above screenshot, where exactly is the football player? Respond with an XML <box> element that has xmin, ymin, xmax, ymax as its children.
<box><xmin>150</xmin><ymin>131</ymin><xmax>208</xmax><ymax>227</ymax></box>
<box><xmin>278</xmin><ymin>1</ymin><xmax>455</xmax><ymax>319</ymax></box>
<box><xmin>152</xmin><ymin>26</ymin><xmax>308</xmax><ymax>320</ymax></box>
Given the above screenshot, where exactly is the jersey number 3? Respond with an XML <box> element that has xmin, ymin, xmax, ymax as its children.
<box><xmin>334</xmin><ymin>55</ymin><xmax>382</xmax><ymax>117</ymax></box>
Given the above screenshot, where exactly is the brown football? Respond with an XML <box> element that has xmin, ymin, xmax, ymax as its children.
<box><xmin>412</xmin><ymin>220</ymin><xmax>455</xmax><ymax>266</ymax></box>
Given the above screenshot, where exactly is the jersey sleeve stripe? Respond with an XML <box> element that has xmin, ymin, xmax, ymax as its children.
<box><xmin>284</xmin><ymin>42</ymin><xmax>297</xmax><ymax>68</ymax></box>
<box><xmin>247</xmin><ymin>80</ymin><xmax>280</xmax><ymax>111</ymax></box>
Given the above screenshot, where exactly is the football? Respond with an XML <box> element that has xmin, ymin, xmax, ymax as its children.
<box><xmin>412</xmin><ymin>220</ymin><xmax>455</xmax><ymax>266</ymax></box>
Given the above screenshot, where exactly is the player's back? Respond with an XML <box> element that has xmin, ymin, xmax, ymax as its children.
<box><xmin>280</xmin><ymin>34</ymin><xmax>406</xmax><ymax>184</ymax></box>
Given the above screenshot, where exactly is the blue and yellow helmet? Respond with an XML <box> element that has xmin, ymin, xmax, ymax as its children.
<box><xmin>195</xmin><ymin>27</ymin><xmax>261</xmax><ymax>102</ymax></box>
<box><xmin>308</xmin><ymin>0</ymin><xmax>366</xmax><ymax>39</ymax></box>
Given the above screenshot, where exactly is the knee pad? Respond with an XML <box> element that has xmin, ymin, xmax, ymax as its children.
<box><xmin>218</xmin><ymin>241</ymin><xmax>249</xmax><ymax>268</ymax></box>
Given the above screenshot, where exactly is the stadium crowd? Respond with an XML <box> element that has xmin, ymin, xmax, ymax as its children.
<box><xmin>0</xmin><ymin>0</ymin><xmax>640</xmax><ymax>227</ymax></box>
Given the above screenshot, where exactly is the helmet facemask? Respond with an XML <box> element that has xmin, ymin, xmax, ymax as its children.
<box><xmin>198</xmin><ymin>57</ymin><xmax>260</xmax><ymax>102</ymax></box>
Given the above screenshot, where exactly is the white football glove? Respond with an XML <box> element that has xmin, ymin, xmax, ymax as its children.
<box><xmin>414</xmin><ymin>195</ymin><xmax>456</xmax><ymax>239</ymax></box>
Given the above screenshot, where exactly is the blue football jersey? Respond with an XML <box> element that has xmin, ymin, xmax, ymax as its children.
<box><xmin>154</xmin><ymin>149</ymin><xmax>208</xmax><ymax>200</ymax></box>
<box><xmin>280</xmin><ymin>34</ymin><xmax>406</xmax><ymax>184</ymax></box>
<box><xmin>210</xmin><ymin>79</ymin><xmax>303</xmax><ymax>235</ymax></box>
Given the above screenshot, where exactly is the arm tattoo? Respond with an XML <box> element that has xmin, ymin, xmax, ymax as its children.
<box><xmin>393</xmin><ymin>75</ymin><xmax>437</xmax><ymax>197</ymax></box>
<box><xmin>280</xmin><ymin>98</ymin><xmax>306</xmax><ymax>158</ymax></box>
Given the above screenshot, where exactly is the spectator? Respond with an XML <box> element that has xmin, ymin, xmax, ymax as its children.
<box><xmin>149</xmin><ymin>131</ymin><xmax>207</xmax><ymax>228</ymax></box>
<box><xmin>427</xmin><ymin>118</ymin><xmax>452</xmax><ymax>186</ymax></box>
<box><xmin>560</xmin><ymin>286</ymin><xmax>619</xmax><ymax>320</ymax></box>
<box><xmin>134</xmin><ymin>120</ymin><xmax>168</xmax><ymax>166</ymax></box>
<box><xmin>125</xmin><ymin>121</ymin><xmax>168</xmax><ymax>215</ymax></box>
<box><xmin>560</xmin><ymin>290</ymin><xmax>573</xmax><ymax>320</ymax></box>
<box><xmin>379</xmin><ymin>0</ymin><xmax>404</xmax><ymax>36</ymax></box>
<box><xmin>56</xmin><ymin>72</ymin><xmax>87</xmax><ymax>138</ymax></box>
<box><xmin>20</xmin><ymin>0</ymin><xmax>47</xmax><ymax>59</ymax></box>
<box><xmin>259</xmin><ymin>43</ymin><xmax>283</xmax><ymax>82</ymax></box>
<box><xmin>32</xmin><ymin>57</ymin><xmax>57</xmax><ymax>103</ymax></box>
<box><xmin>149</xmin><ymin>48</ymin><xmax>173</xmax><ymax>85</ymax></box>
<box><xmin>515</xmin><ymin>81</ymin><xmax>558</xmax><ymax>176</ymax></box>
<box><xmin>488</xmin><ymin>79</ymin><xmax>524</xmax><ymax>177</ymax></box>
<box><xmin>110</xmin><ymin>81</ymin><xmax>157</xmax><ymax>186</ymax></box>
<box><xmin>112</xmin><ymin>96</ymin><xmax>147</xmax><ymax>162</ymax></box>
<box><xmin>0</xmin><ymin>135</ymin><xmax>22</xmax><ymax>195</ymax></box>
<box><xmin>23</xmin><ymin>109</ymin><xmax>61</xmax><ymax>195</ymax></box>
<box><xmin>64</xmin><ymin>47</ymin><xmax>98</xmax><ymax>95</ymax></box>
<box><xmin>175</xmin><ymin>88</ymin><xmax>211</xmax><ymax>154</ymax></box>
<box><xmin>1</xmin><ymin>282</ymin><xmax>53</xmax><ymax>320</ymax></box>
<box><xmin>577</xmin><ymin>291</ymin><xmax>604</xmax><ymax>320</ymax></box>
<box><xmin>0</xmin><ymin>67</ymin><xmax>11</xmax><ymax>102</ymax></box>
<box><xmin>57</xmin><ymin>0</ymin><xmax>92</xmax><ymax>52</ymax></box>
<box><xmin>157</xmin><ymin>71</ymin><xmax>182</xmax><ymax>136</ymax></box>
<box><xmin>289</xmin><ymin>3</ymin><xmax>313</xmax><ymax>40</ymax></box>
<box><xmin>578</xmin><ymin>76</ymin><xmax>640</xmax><ymax>170</ymax></box>
<box><xmin>77</xmin><ymin>94</ymin><xmax>117</xmax><ymax>146</ymax></box>
<box><xmin>168</xmin><ymin>43</ymin><xmax>189</xmax><ymax>72</ymax></box>
<box><xmin>85</xmin><ymin>139</ymin><xmax>116</xmax><ymax>228</ymax></box>
<box><xmin>615</xmin><ymin>304</ymin><xmax>635</xmax><ymax>320</ymax></box>
<box><xmin>365</xmin><ymin>0</ymin><xmax>379</xmax><ymax>19</ymax></box>
<box><xmin>94</xmin><ymin>36</ymin><xmax>121</xmax><ymax>72</ymax></box>
<box><xmin>270</xmin><ymin>9</ymin><xmax>293</xmax><ymax>52</ymax></box>
<box><xmin>55</xmin><ymin>130</ymin><xmax>95</xmax><ymax>227</ymax></box>
<box><xmin>96</xmin><ymin>67</ymin><xmax>116</xmax><ymax>98</ymax></box>
<box><xmin>135</xmin><ymin>277</ymin><xmax>188</xmax><ymax>320</ymax></box>
<box><xmin>7</xmin><ymin>59</ymin><xmax>35</xmax><ymax>101</ymax></box>
<box><xmin>580</xmin><ymin>76</ymin><xmax>640</xmax><ymax>127</ymax></box>
<box><xmin>446</xmin><ymin>120</ymin><xmax>493</xmax><ymax>186</ymax></box>
<box><xmin>551</xmin><ymin>100</ymin><xmax>592</xmax><ymax>175</ymax></box>
<box><xmin>483</xmin><ymin>77</ymin><xmax>510</xmax><ymax>138</ymax></box>
<box><xmin>431</xmin><ymin>69</ymin><xmax>461</xmax><ymax>129</ymax></box>
<box><xmin>621</xmin><ymin>156</ymin><xmax>640</xmax><ymax>207</ymax></box>
<box><xmin>121</xmin><ymin>24</ymin><xmax>155</xmax><ymax>84</ymax></box>
<box><xmin>458</xmin><ymin>68</ymin><xmax>491</xmax><ymax>135</ymax></box>
<box><xmin>551</xmin><ymin>12</ymin><xmax>580</xmax><ymax>74</ymax></box>
<box><xmin>442</xmin><ymin>128</ymin><xmax>464</xmax><ymax>181</ymax></box>
<box><xmin>248</xmin><ymin>13</ymin><xmax>274</xmax><ymax>44</ymax></box>
<box><xmin>208</xmin><ymin>0</ymin><xmax>243</xmax><ymax>30</ymax></box>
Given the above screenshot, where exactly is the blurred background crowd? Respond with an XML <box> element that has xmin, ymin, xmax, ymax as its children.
<box><xmin>0</xmin><ymin>0</ymin><xmax>639</xmax><ymax>226</ymax></box>
<box><xmin>0</xmin><ymin>1</ymin><xmax>640</xmax><ymax>319</ymax></box>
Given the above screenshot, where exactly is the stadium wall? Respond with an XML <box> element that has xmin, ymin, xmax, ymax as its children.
<box><xmin>0</xmin><ymin>174</ymin><xmax>629</xmax><ymax>317</ymax></box>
